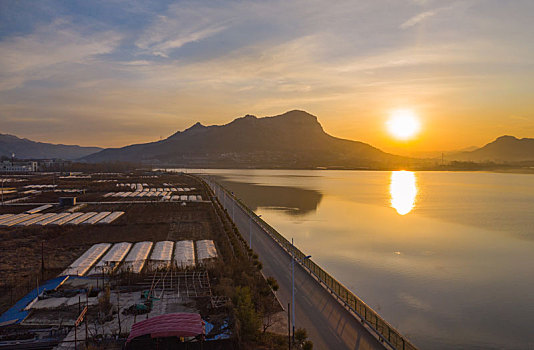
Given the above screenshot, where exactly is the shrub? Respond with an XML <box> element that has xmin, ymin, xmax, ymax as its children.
<box><xmin>266</xmin><ymin>277</ymin><xmax>279</xmax><ymax>292</ymax></box>
<box><xmin>234</xmin><ymin>286</ymin><xmax>261</xmax><ymax>341</ymax></box>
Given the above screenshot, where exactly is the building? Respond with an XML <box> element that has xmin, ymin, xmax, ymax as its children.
<box><xmin>59</xmin><ymin>197</ymin><xmax>77</xmax><ymax>206</ymax></box>
<box><xmin>0</xmin><ymin>161</ymin><xmax>38</xmax><ymax>172</ymax></box>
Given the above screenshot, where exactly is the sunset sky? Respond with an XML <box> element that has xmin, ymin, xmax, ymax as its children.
<box><xmin>1</xmin><ymin>0</ymin><xmax>533</xmax><ymax>154</ymax></box>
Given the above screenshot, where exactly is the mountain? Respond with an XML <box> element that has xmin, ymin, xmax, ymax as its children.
<box><xmin>398</xmin><ymin>146</ymin><xmax>477</xmax><ymax>159</ymax></box>
<box><xmin>452</xmin><ymin>135</ymin><xmax>534</xmax><ymax>162</ymax></box>
<box><xmin>0</xmin><ymin>133</ymin><xmax>102</xmax><ymax>160</ymax></box>
<box><xmin>84</xmin><ymin>110</ymin><xmax>410</xmax><ymax>168</ymax></box>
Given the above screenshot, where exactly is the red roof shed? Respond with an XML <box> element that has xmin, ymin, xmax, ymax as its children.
<box><xmin>126</xmin><ymin>313</ymin><xmax>204</xmax><ymax>343</ymax></box>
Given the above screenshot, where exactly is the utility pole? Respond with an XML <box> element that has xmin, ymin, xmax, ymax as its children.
<box><xmin>1</xmin><ymin>177</ymin><xmax>4</xmax><ymax>206</ymax></box>
<box><xmin>290</xmin><ymin>238</ymin><xmax>311</xmax><ymax>343</ymax></box>
<box><xmin>117</xmin><ymin>288</ymin><xmax>121</xmax><ymax>335</ymax></box>
<box><xmin>75</xmin><ymin>295</ymin><xmax>80</xmax><ymax>350</ymax></box>
<box><xmin>41</xmin><ymin>241</ymin><xmax>45</xmax><ymax>281</ymax></box>
<box><xmin>249</xmin><ymin>215</ymin><xmax>261</xmax><ymax>249</ymax></box>
<box><xmin>288</xmin><ymin>302</ymin><xmax>291</xmax><ymax>350</ymax></box>
<box><xmin>232</xmin><ymin>192</ymin><xmax>235</xmax><ymax>221</ymax></box>
<box><xmin>291</xmin><ymin>239</ymin><xmax>295</xmax><ymax>342</ymax></box>
<box><xmin>85</xmin><ymin>291</ymin><xmax>89</xmax><ymax>347</ymax></box>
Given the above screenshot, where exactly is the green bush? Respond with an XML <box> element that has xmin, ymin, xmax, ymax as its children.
<box><xmin>303</xmin><ymin>340</ymin><xmax>313</xmax><ymax>350</ymax></box>
<box><xmin>266</xmin><ymin>277</ymin><xmax>279</xmax><ymax>292</ymax></box>
<box><xmin>234</xmin><ymin>286</ymin><xmax>261</xmax><ymax>341</ymax></box>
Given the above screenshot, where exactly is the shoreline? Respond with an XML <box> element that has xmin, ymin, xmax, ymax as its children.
<box><xmin>159</xmin><ymin>166</ymin><xmax>534</xmax><ymax>175</ymax></box>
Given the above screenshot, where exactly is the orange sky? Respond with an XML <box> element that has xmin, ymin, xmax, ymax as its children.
<box><xmin>1</xmin><ymin>1</ymin><xmax>533</xmax><ymax>155</ymax></box>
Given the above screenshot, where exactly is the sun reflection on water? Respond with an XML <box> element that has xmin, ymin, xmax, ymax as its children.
<box><xmin>390</xmin><ymin>171</ymin><xmax>418</xmax><ymax>215</ymax></box>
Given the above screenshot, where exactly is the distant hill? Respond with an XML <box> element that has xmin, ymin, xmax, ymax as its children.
<box><xmin>452</xmin><ymin>135</ymin><xmax>534</xmax><ymax>162</ymax></box>
<box><xmin>84</xmin><ymin>110</ymin><xmax>410</xmax><ymax>168</ymax></box>
<box><xmin>0</xmin><ymin>133</ymin><xmax>102</xmax><ymax>160</ymax></box>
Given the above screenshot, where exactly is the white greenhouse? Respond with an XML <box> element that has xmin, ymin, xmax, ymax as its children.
<box><xmin>83</xmin><ymin>212</ymin><xmax>111</xmax><ymax>224</ymax></box>
<box><xmin>61</xmin><ymin>243</ymin><xmax>112</xmax><ymax>276</ymax></box>
<box><xmin>174</xmin><ymin>240</ymin><xmax>195</xmax><ymax>268</ymax></box>
<box><xmin>120</xmin><ymin>241</ymin><xmax>153</xmax><ymax>273</ymax></box>
<box><xmin>88</xmin><ymin>242</ymin><xmax>132</xmax><ymax>275</ymax></box>
<box><xmin>196</xmin><ymin>240</ymin><xmax>218</xmax><ymax>262</ymax></box>
<box><xmin>148</xmin><ymin>241</ymin><xmax>174</xmax><ymax>270</ymax></box>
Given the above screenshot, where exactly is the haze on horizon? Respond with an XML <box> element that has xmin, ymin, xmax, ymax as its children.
<box><xmin>1</xmin><ymin>0</ymin><xmax>533</xmax><ymax>154</ymax></box>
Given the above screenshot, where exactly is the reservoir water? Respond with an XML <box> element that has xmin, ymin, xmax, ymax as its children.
<box><xmin>185</xmin><ymin>169</ymin><xmax>534</xmax><ymax>349</ymax></box>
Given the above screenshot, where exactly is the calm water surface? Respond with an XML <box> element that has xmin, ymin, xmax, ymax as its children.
<box><xmin>188</xmin><ymin>169</ymin><xmax>534</xmax><ymax>349</ymax></box>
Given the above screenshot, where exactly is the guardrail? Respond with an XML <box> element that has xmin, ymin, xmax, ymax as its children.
<box><xmin>203</xmin><ymin>176</ymin><xmax>418</xmax><ymax>350</ymax></box>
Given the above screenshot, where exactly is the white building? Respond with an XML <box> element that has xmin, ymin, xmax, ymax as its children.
<box><xmin>1</xmin><ymin>161</ymin><xmax>38</xmax><ymax>172</ymax></box>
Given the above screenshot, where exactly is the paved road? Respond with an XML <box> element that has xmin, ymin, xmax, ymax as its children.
<box><xmin>212</xmin><ymin>183</ymin><xmax>384</xmax><ymax>350</ymax></box>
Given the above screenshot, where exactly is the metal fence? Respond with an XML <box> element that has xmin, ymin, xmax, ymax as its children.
<box><xmin>206</xmin><ymin>177</ymin><xmax>417</xmax><ymax>350</ymax></box>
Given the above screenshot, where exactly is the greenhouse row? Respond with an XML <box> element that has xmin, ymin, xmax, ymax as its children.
<box><xmin>60</xmin><ymin>240</ymin><xmax>218</xmax><ymax>276</ymax></box>
<box><xmin>0</xmin><ymin>211</ymin><xmax>124</xmax><ymax>227</ymax></box>
<box><xmin>103</xmin><ymin>191</ymin><xmax>203</xmax><ymax>202</ymax></box>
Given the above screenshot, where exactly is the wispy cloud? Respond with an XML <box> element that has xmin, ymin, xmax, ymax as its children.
<box><xmin>118</xmin><ymin>60</ymin><xmax>152</xmax><ymax>66</ymax></box>
<box><xmin>0</xmin><ymin>0</ymin><xmax>533</xmax><ymax>149</ymax></box>
<box><xmin>400</xmin><ymin>10</ymin><xmax>438</xmax><ymax>29</ymax></box>
<box><xmin>135</xmin><ymin>3</ymin><xmax>235</xmax><ymax>57</ymax></box>
<box><xmin>0</xmin><ymin>19</ymin><xmax>121</xmax><ymax>91</ymax></box>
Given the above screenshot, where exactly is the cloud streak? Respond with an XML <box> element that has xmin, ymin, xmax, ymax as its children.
<box><xmin>135</xmin><ymin>3</ymin><xmax>236</xmax><ymax>57</ymax></box>
<box><xmin>0</xmin><ymin>0</ymin><xmax>533</xmax><ymax>151</ymax></box>
<box><xmin>0</xmin><ymin>19</ymin><xmax>122</xmax><ymax>91</ymax></box>
<box><xmin>400</xmin><ymin>10</ymin><xmax>437</xmax><ymax>29</ymax></box>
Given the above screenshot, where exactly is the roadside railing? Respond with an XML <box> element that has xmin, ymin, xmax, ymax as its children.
<box><xmin>203</xmin><ymin>176</ymin><xmax>418</xmax><ymax>350</ymax></box>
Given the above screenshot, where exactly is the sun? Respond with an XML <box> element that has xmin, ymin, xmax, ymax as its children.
<box><xmin>386</xmin><ymin>109</ymin><xmax>421</xmax><ymax>140</ymax></box>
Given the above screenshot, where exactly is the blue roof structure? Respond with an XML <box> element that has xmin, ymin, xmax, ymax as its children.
<box><xmin>204</xmin><ymin>319</ymin><xmax>231</xmax><ymax>340</ymax></box>
<box><xmin>0</xmin><ymin>276</ymin><xmax>69</xmax><ymax>326</ymax></box>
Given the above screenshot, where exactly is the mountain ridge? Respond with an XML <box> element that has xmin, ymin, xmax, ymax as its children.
<box><xmin>452</xmin><ymin>135</ymin><xmax>534</xmax><ymax>162</ymax></box>
<box><xmin>0</xmin><ymin>133</ymin><xmax>102</xmax><ymax>160</ymax></box>
<box><xmin>83</xmin><ymin>110</ymin><xmax>406</xmax><ymax>168</ymax></box>
<box><xmin>4</xmin><ymin>111</ymin><xmax>532</xmax><ymax>166</ymax></box>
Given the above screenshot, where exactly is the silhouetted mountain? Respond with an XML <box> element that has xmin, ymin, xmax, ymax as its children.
<box><xmin>0</xmin><ymin>133</ymin><xmax>102</xmax><ymax>160</ymax></box>
<box><xmin>453</xmin><ymin>135</ymin><xmax>534</xmax><ymax>162</ymax></box>
<box><xmin>84</xmin><ymin>110</ymin><xmax>409</xmax><ymax>168</ymax></box>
